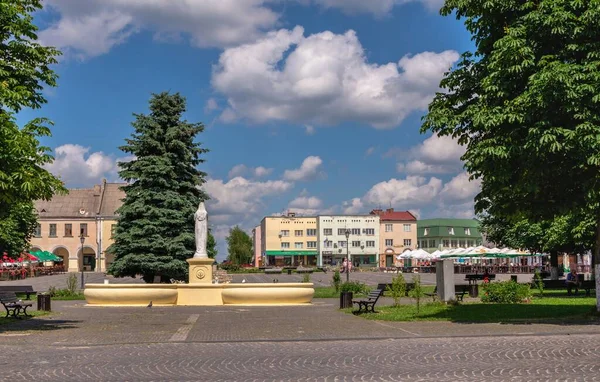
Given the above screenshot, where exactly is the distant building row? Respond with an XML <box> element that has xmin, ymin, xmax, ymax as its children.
<box><xmin>252</xmin><ymin>210</ymin><xmax>483</xmax><ymax>268</ymax></box>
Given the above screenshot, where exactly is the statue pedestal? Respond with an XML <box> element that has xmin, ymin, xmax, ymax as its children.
<box><xmin>187</xmin><ymin>257</ymin><xmax>215</xmax><ymax>284</ymax></box>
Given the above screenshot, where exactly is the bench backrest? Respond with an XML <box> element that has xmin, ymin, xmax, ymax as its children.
<box><xmin>366</xmin><ymin>289</ymin><xmax>383</xmax><ymax>300</ymax></box>
<box><xmin>0</xmin><ymin>285</ymin><xmax>34</xmax><ymax>292</ymax></box>
<box><xmin>0</xmin><ymin>292</ymin><xmax>19</xmax><ymax>303</ymax></box>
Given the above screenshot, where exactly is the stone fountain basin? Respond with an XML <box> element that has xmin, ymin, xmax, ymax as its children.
<box><xmin>84</xmin><ymin>283</ymin><xmax>314</xmax><ymax>306</ymax></box>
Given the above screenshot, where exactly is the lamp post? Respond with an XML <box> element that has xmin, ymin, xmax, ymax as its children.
<box><xmin>79</xmin><ymin>233</ymin><xmax>85</xmax><ymax>289</ymax></box>
<box><xmin>345</xmin><ymin>229</ymin><xmax>350</xmax><ymax>282</ymax></box>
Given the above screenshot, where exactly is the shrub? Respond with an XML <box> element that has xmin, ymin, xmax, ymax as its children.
<box><xmin>302</xmin><ymin>273</ymin><xmax>311</xmax><ymax>283</ymax></box>
<box><xmin>387</xmin><ymin>273</ymin><xmax>406</xmax><ymax>306</ymax></box>
<box><xmin>481</xmin><ymin>280</ymin><xmax>532</xmax><ymax>303</ymax></box>
<box><xmin>66</xmin><ymin>273</ymin><xmax>78</xmax><ymax>293</ymax></box>
<box><xmin>533</xmin><ymin>270</ymin><xmax>544</xmax><ymax>296</ymax></box>
<box><xmin>331</xmin><ymin>270</ymin><xmax>341</xmax><ymax>292</ymax></box>
<box><xmin>340</xmin><ymin>281</ymin><xmax>370</xmax><ymax>295</ymax></box>
<box><xmin>219</xmin><ymin>263</ymin><xmax>240</xmax><ymax>272</ymax></box>
<box><xmin>409</xmin><ymin>275</ymin><xmax>425</xmax><ymax>314</ymax></box>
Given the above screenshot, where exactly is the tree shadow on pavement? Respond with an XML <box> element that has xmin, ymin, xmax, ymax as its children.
<box><xmin>0</xmin><ymin>316</ymin><xmax>81</xmax><ymax>333</ymax></box>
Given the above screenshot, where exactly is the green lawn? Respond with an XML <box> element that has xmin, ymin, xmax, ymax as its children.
<box><xmin>358</xmin><ymin>293</ymin><xmax>598</xmax><ymax>323</ymax></box>
<box><xmin>313</xmin><ymin>285</ymin><xmax>436</xmax><ymax>299</ymax></box>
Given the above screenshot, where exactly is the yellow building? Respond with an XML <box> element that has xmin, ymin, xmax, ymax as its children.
<box><xmin>31</xmin><ymin>180</ymin><xmax>125</xmax><ymax>272</ymax></box>
<box><xmin>260</xmin><ymin>212</ymin><xmax>318</xmax><ymax>267</ymax></box>
<box><xmin>369</xmin><ymin>209</ymin><xmax>418</xmax><ymax>267</ymax></box>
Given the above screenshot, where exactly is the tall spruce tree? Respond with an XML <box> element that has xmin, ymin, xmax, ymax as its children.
<box><xmin>107</xmin><ymin>92</ymin><xmax>208</xmax><ymax>283</ymax></box>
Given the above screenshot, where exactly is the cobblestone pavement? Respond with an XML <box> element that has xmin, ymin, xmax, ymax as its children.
<box><xmin>1</xmin><ymin>301</ymin><xmax>600</xmax><ymax>381</ymax></box>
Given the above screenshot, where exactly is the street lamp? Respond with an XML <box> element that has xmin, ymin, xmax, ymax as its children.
<box><xmin>345</xmin><ymin>229</ymin><xmax>350</xmax><ymax>282</ymax></box>
<box><xmin>79</xmin><ymin>232</ymin><xmax>85</xmax><ymax>289</ymax></box>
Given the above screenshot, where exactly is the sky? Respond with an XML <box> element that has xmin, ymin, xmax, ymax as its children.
<box><xmin>18</xmin><ymin>0</ymin><xmax>481</xmax><ymax>261</ymax></box>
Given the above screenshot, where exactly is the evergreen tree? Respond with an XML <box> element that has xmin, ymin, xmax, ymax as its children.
<box><xmin>207</xmin><ymin>228</ymin><xmax>217</xmax><ymax>259</ymax></box>
<box><xmin>226</xmin><ymin>226</ymin><xmax>252</xmax><ymax>265</ymax></box>
<box><xmin>107</xmin><ymin>92</ymin><xmax>208</xmax><ymax>283</ymax></box>
<box><xmin>0</xmin><ymin>0</ymin><xmax>66</xmax><ymax>256</ymax></box>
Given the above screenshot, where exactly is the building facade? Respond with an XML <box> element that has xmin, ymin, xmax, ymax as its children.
<box><xmin>260</xmin><ymin>213</ymin><xmax>318</xmax><ymax>267</ymax></box>
<box><xmin>317</xmin><ymin>215</ymin><xmax>380</xmax><ymax>267</ymax></box>
<box><xmin>369</xmin><ymin>209</ymin><xmax>417</xmax><ymax>267</ymax></box>
<box><xmin>31</xmin><ymin>180</ymin><xmax>126</xmax><ymax>272</ymax></box>
<box><xmin>417</xmin><ymin>218</ymin><xmax>483</xmax><ymax>253</ymax></box>
<box><xmin>251</xmin><ymin>225</ymin><xmax>262</xmax><ymax>267</ymax></box>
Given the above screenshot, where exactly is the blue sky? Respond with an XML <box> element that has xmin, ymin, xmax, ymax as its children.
<box><xmin>19</xmin><ymin>0</ymin><xmax>480</xmax><ymax>260</ymax></box>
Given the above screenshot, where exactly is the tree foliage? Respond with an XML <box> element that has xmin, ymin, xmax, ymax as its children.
<box><xmin>207</xmin><ymin>228</ymin><xmax>217</xmax><ymax>259</ymax></box>
<box><xmin>422</xmin><ymin>1</ymin><xmax>600</xmax><ymax>262</ymax></box>
<box><xmin>107</xmin><ymin>92</ymin><xmax>209</xmax><ymax>283</ymax></box>
<box><xmin>226</xmin><ymin>226</ymin><xmax>252</xmax><ymax>265</ymax></box>
<box><xmin>0</xmin><ymin>0</ymin><xmax>66</xmax><ymax>256</ymax></box>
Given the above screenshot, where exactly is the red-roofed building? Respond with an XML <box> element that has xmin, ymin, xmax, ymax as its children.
<box><xmin>370</xmin><ymin>208</ymin><xmax>417</xmax><ymax>267</ymax></box>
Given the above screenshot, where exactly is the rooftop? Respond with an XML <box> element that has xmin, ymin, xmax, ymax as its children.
<box><xmin>369</xmin><ymin>208</ymin><xmax>416</xmax><ymax>221</ymax></box>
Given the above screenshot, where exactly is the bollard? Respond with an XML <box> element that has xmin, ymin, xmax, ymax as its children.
<box><xmin>37</xmin><ymin>294</ymin><xmax>51</xmax><ymax>311</ymax></box>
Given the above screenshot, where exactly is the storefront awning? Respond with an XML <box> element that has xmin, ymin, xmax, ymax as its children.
<box><xmin>265</xmin><ymin>251</ymin><xmax>318</xmax><ymax>257</ymax></box>
<box><xmin>30</xmin><ymin>251</ymin><xmax>63</xmax><ymax>262</ymax></box>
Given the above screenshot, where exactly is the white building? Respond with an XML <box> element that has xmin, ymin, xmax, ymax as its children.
<box><xmin>317</xmin><ymin>215</ymin><xmax>380</xmax><ymax>267</ymax></box>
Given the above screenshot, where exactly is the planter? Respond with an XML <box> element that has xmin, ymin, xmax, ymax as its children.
<box><xmin>84</xmin><ymin>284</ymin><xmax>178</xmax><ymax>305</ymax></box>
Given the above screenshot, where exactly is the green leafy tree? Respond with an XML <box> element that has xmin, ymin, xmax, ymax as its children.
<box><xmin>422</xmin><ymin>0</ymin><xmax>600</xmax><ymax>309</ymax></box>
<box><xmin>331</xmin><ymin>270</ymin><xmax>341</xmax><ymax>292</ymax></box>
<box><xmin>207</xmin><ymin>229</ymin><xmax>217</xmax><ymax>259</ymax></box>
<box><xmin>226</xmin><ymin>226</ymin><xmax>252</xmax><ymax>265</ymax></box>
<box><xmin>409</xmin><ymin>275</ymin><xmax>425</xmax><ymax>315</ymax></box>
<box><xmin>387</xmin><ymin>273</ymin><xmax>407</xmax><ymax>307</ymax></box>
<box><xmin>107</xmin><ymin>92</ymin><xmax>209</xmax><ymax>283</ymax></box>
<box><xmin>0</xmin><ymin>0</ymin><xmax>66</xmax><ymax>256</ymax></box>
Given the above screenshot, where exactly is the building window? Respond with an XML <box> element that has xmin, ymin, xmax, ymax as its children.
<box><xmin>352</xmin><ymin>241</ymin><xmax>361</xmax><ymax>247</ymax></box>
<box><xmin>404</xmin><ymin>239</ymin><xmax>412</xmax><ymax>247</ymax></box>
<box><xmin>423</xmin><ymin>228</ymin><xmax>429</xmax><ymax>236</ymax></box>
<box><xmin>429</xmin><ymin>239</ymin><xmax>436</xmax><ymax>248</ymax></box>
<box><xmin>280</xmin><ymin>230</ymin><xmax>289</xmax><ymax>237</ymax></box>
<box><xmin>281</xmin><ymin>242</ymin><xmax>290</xmax><ymax>249</ymax></box>
<box><xmin>295</xmin><ymin>230</ymin><xmax>303</xmax><ymax>237</ymax></box>
<box><xmin>443</xmin><ymin>239</ymin><xmax>450</xmax><ymax>247</ymax></box>
<box><xmin>338</xmin><ymin>241</ymin><xmax>347</xmax><ymax>248</ymax></box>
<box><xmin>306</xmin><ymin>229</ymin><xmax>317</xmax><ymax>236</ymax></box>
<box><xmin>451</xmin><ymin>240</ymin><xmax>458</xmax><ymax>248</ymax></box>
<box><xmin>448</xmin><ymin>227</ymin><xmax>455</xmax><ymax>235</ymax></box>
<box><xmin>49</xmin><ymin>224</ymin><xmax>57</xmax><ymax>237</ymax></box>
<box><xmin>80</xmin><ymin>223</ymin><xmax>88</xmax><ymax>236</ymax></box>
<box><xmin>385</xmin><ymin>239</ymin><xmax>393</xmax><ymax>246</ymax></box>
<box><xmin>459</xmin><ymin>240</ymin><xmax>466</xmax><ymax>247</ymax></box>
<box><xmin>337</xmin><ymin>228</ymin><xmax>346</xmax><ymax>235</ymax></box>
<box><xmin>34</xmin><ymin>224</ymin><xmax>41</xmax><ymax>237</ymax></box>
<box><xmin>351</xmin><ymin>228</ymin><xmax>360</xmax><ymax>235</ymax></box>
<box><xmin>323</xmin><ymin>240</ymin><xmax>332</xmax><ymax>248</ymax></box>
<box><xmin>323</xmin><ymin>228</ymin><xmax>332</xmax><ymax>236</ymax></box>
<box><xmin>465</xmin><ymin>228</ymin><xmax>471</xmax><ymax>235</ymax></box>
<box><xmin>64</xmin><ymin>223</ymin><xmax>72</xmax><ymax>237</ymax></box>
<box><xmin>307</xmin><ymin>241</ymin><xmax>317</xmax><ymax>248</ymax></box>
<box><xmin>403</xmin><ymin>224</ymin><xmax>411</xmax><ymax>232</ymax></box>
<box><xmin>385</xmin><ymin>224</ymin><xmax>393</xmax><ymax>232</ymax></box>
<box><xmin>111</xmin><ymin>224</ymin><xmax>116</xmax><ymax>238</ymax></box>
<box><xmin>364</xmin><ymin>228</ymin><xmax>375</xmax><ymax>235</ymax></box>
<box><xmin>295</xmin><ymin>242</ymin><xmax>303</xmax><ymax>249</ymax></box>
<box><xmin>366</xmin><ymin>241</ymin><xmax>375</xmax><ymax>247</ymax></box>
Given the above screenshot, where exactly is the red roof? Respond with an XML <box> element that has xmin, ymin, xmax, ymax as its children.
<box><xmin>369</xmin><ymin>208</ymin><xmax>416</xmax><ymax>221</ymax></box>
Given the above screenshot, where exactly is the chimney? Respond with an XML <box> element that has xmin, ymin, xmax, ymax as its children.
<box><xmin>370</xmin><ymin>209</ymin><xmax>383</xmax><ymax>215</ymax></box>
<box><xmin>386</xmin><ymin>208</ymin><xmax>394</xmax><ymax>213</ymax></box>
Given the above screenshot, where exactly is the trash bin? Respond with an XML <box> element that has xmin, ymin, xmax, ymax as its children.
<box><xmin>287</xmin><ymin>269</ymin><xmax>292</xmax><ymax>275</ymax></box>
<box><xmin>340</xmin><ymin>291</ymin><xmax>353</xmax><ymax>309</ymax></box>
<box><xmin>468</xmin><ymin>284</ymin><xmax>478</xmax><ymax>298</ymax></box>
<box><xmin>510</xmin><ymin>275</ymin><xmax>518</xmax><ymax>283</ymax></box>
<box><xmin>37</xmin><ymin>293</ymin><xmax>51</xmax><ymax>311</ymax></box>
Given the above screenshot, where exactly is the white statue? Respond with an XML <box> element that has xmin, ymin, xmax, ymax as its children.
<box><xmin>193</xmin><ymin>201</ymin><xmax>208</xmax><ymax>258</ymax></box>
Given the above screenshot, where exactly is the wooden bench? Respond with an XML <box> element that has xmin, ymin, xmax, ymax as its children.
<box><xmin>352</xmin><ymin>289</ymin><xmax>383</xmax><ymax>314</ymax></box>
<box><xmin>0</xmin><ymin>285</ymin><xmax>38</xmax><ymax>300</ymax></box>
<box><xmin>425</xmin><ymin>285</ymin><xmax>468</xmax><ymax>302</ymax></box>
<box><xmin>539</xmin><ymin>279</ymin><xmax>595</xmax><ymax>296</ymax></box>
<box><xmin>377</xmin><ymin>283</ymin><xmax>415</xmax><ymax>297</ymax></box>
<box><xmin>0</xmin><ymin>292</ymin><xmax>33</xmax><ymax>318</ymax></box>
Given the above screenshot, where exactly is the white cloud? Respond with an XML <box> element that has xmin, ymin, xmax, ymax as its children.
<box><xmin>254</xmin><ymin>166</ymin><xmax>273</xmax><ymax>177</ymax></box>
<box><xmin>342</xmin><ymin>198</ymin><xmax>364</xmax><ymax>214</ymax></box>
<box><xmin>205</xmin><ymin>98</ymin><xmax>219</xmax><ymax>113</ymax></box>
<box><xmin>396</xmin><ymin>134</ymin><xmax>466</xmax><ymax>175</ymax></box>
<box><xmin>45</xmin><ymin>144</ymin><xmax>124</xmax><ymax>186</ymax></box>
<box><xmin>438</xmin><ymin>172</ymin><xmax>481</xmax><ymax>205</ymax></box>
<box><xmin>287</xmin><ymin>194</ymin><xmax>323</xmax><ymax>215</ymax></box>
<box><xmin>228</xmin><ymin>164</ymin><xmax>273</xmax><ymax>179</ymax></box>
<box><xmin>212</xmin><ymin>26</ymin><xmax>459</xmax><ymax>128</ymax></box>
<box><xmin>304</xmin><ymin>125</ymin><xmax>316</xmax><ymax>135</ymax></box>
<box><xmin>365</xmin><ymin>146</ymin><xmax>376</xmax><ymax>157</ymax></box>
<box><xmin>204</xmin><ymin>176</ymin><xmax>293</xmax><ymax>220</ymax></box>
<box><xmin>39</xmin><ymin>0</ymin><xmax>280</xmax><ymax>58</ymax></box>
<box><xmin>283</xmin><ymin>156</ymin><xmax>324</xmax><ymax>181</ymax></box>
<box><xmin>311</xmin><ymin>0</ymin><xmax>444</xmax><ymax>15</ymax></box>
<box><xmin>362</xmin><ymin>176</ymin><xmax>443</xmax><ymax>209</ymax></box>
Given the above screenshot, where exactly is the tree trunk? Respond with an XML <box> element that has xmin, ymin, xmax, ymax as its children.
<box><xmin>550</xmin><ymin>250</ymin><xmax>559</xmax><ymax>280</ymax></box>
<box><xmin>595</xmin><ymin>218</ymin><xmax>600</xmax><ymax>312</ymax></box>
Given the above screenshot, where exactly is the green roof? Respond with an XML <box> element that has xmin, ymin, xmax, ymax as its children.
<box><xmin>417</xmin><ymin>218</ymin><xmax>482</xmax><ymax>239</ymax></box>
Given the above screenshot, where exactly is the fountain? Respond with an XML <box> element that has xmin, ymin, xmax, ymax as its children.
<box><xmin>84</xmin><ymin>202</ymin><xmax>314</xmax><ymax>306</ymax></box>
